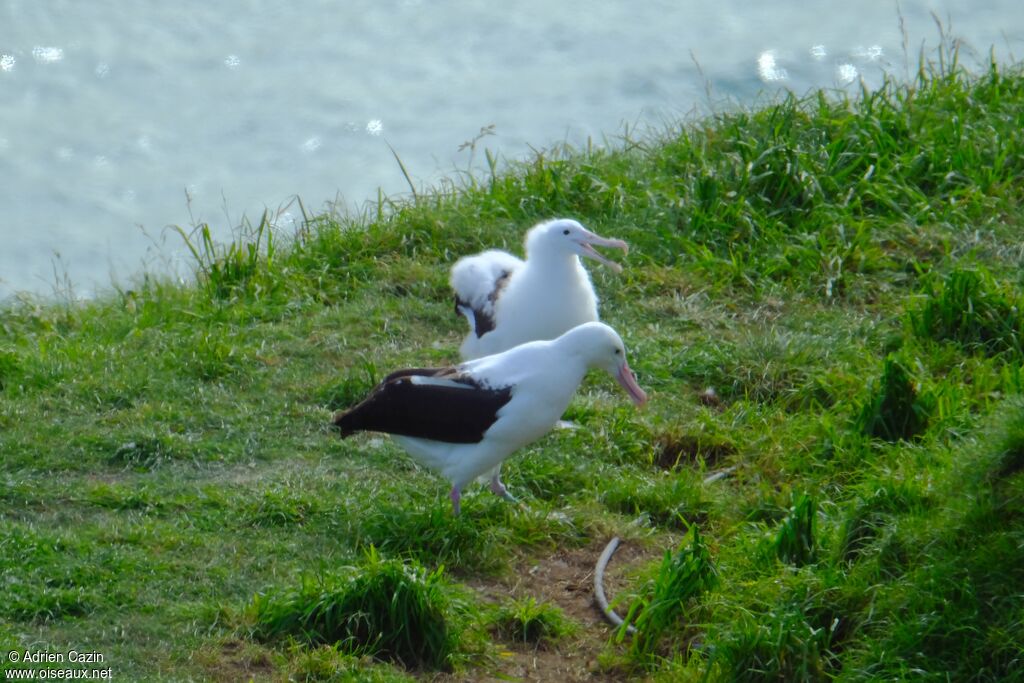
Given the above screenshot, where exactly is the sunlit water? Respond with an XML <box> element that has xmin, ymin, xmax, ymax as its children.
<box><xmin>1</xmin><ymin>0</ymin><xmax>1021</xmax><ymax>299</ymax></box>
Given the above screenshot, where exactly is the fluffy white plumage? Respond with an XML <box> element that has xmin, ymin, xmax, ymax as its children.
<box><xmin>450</xmin><ymin>218</ymin><xmax>628</xmax><ymax>360</ymax></box>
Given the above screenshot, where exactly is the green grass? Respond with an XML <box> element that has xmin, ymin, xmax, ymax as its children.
<box><xmin>2</xmin><ymin>46</ymin><xmax>1024</xmax><ymax>681</ymax></box>
<box><xmin>619</xmin><ymin>526</ymin><xmax>717</xmax><ymax>665</ymax></box>
<box><xmin>772</xmin><ymin>492</ymin><xmax>817</xmax><ymax>566</ymax></box>
<box><xmin>854</xmin><ymin>353</ymin><xmax>933</xmax><ymax>441</ymax></box>
<box><xmin>909</xmin><ymin>266</ymin><xmax>1024</xmax><ymax>357</ymax></box>
<box><xmin>490</xmin><ymin>597</ymin><xmax>576</xmax><ymax>647</ymax></box>
<box><xmin>248</xmin><ymin>548</ymin><xmax>458</xmax><ymax>671</ymax></box>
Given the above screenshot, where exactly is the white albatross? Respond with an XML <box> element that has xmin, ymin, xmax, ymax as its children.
<box><xmin>332</xmin><ymin>322</ymin><xmax>648</xmax><ymax>515</ymax></box>
<box><xmin>450</xmin><ymin>218</ymin><xmax>628</xmax><ymax>360</ymax></box>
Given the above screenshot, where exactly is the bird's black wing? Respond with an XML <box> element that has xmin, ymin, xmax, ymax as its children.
<box><xmin>332</xmin><ymin>367</ymin><xmax>513</xmax><ymax>443</ymax></box>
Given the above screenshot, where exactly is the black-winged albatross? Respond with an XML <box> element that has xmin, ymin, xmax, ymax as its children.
<box><xmin>450</xmin><ymin>218</ymin><xmax>628</xmax><ymax>360</ymax></box>
<box><xmin>332</xmin><ymin>322</ymin><xmax>648</xmax><ymax>515</ymax></box>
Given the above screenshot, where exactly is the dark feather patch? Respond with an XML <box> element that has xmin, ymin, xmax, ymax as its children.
<box><xmin>453</xmin><ymin>268</ymin><xmax>514</xmax><ymax>339</ymax></box>
<box><xmin>489</xmin><ymin>269</ymin><xmax>513</xmax><ymax>303</ymax></box>
<box><xmin>472</xmin><ymin>307</ymin><xmax>497</xmax><ymax>337</ymax></box>
<box><xmin>332</xmin><ymin>367</ymin><xmax>513</xmax><ymax>443</ymax></box>
<box><xmin>455</xmin><ymin>296</ymin><xmax>496</xmax><ymax>337</ymax></box>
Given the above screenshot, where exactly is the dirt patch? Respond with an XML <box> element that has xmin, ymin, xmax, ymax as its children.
<box><xmin>200</xmin><ymin>638</ymin><xmax>275</xmax><ymax>683</ymax></box>
<box><xmin>446</xmin><ymin>538</ymin><xmax>662</xmax><ymax>682</ymax></box>
<box><xmin>198</xmin><ymin>541</ymin><xmax>663</xmax><ymax>682</ymax></box>
<box><xmin>655</xmin><ymin>432</ymin><xmax>736</xmax><ymax>471</ymax></box>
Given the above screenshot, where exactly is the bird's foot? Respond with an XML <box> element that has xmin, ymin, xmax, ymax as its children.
<box><xmin>499</xmin><ymin>490</ymin><xmax>520</xmax><ymax>504</ymax></box>
<box><xmin>489</xmin><ymin>477</ymin><xmax>515</xmax><ymax>501</ymax></box>
<box><xmin>449</xmin><ymin>486</ymin><xmax>462</xmax><ymax>516</ymax></box>
<box><xmin>490</xmin><ymin>478</ymin><xmax>529</xmax><ymax>510</ymax></box>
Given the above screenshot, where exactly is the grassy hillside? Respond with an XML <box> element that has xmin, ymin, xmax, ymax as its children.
<box><xmin>2</xmin><ymin>51</ymin><xmax>1023</xmax><ymax>681</ymax></box>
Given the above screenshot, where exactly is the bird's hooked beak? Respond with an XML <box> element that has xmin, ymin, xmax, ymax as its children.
<box><xmin>573</xmin><ymin>230</ymin><xmax>629</xmax><ymax>272</ymax></box>
<box><xmin>615</xmin><ymin>361</ymin><xmax>648</xmax><ymax>407</ymax></box>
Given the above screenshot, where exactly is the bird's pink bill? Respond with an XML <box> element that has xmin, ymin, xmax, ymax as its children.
<box><xmin>575</xmin><ymin>231</ymin><xmax>629</xmax><ymax>272</ymax></box>
<box><xmin>616</xmin><ymin>362</ymin><xmax>648</xmax><ymax>406</ymax></box>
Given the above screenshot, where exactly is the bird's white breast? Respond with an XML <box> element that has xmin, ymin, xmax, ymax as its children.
<box><xmin>478</xmin><ymin>260</ymin><xmax>598</xmax><ymax>355</ymax></box>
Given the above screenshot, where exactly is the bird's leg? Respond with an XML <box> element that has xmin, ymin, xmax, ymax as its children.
<box><xmin>449</xmin><ymin>486</ymin><xmax>462</xmax><ymax>516</ymax></box>
<box><xmin>489</xmin><ymin>474</ymin><xmax>519</xmax><ymax>504</ymax></box>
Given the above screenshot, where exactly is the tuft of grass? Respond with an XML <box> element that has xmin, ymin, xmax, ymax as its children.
<box><xmin>249</xmin><ymin>548</ymin><xmax>458</xmax><ymax>671</ymax></box>
<box><xmin>772</xmin><ymin>492</ymin><xmax>817</xmax><ymax>567</ymax></box>
<box><xmin>620</xmin><ymin>526</ymin><xmax>717</xmax><ymax>663</ymax></box>
<box><xmin>855</xmin><ymin>354</ymin><xmax>932</xmax><ymax>441</ymax></box>
<box><xmin>173</xmin><ymin>214</ymin><xmax>278</xmax><ymax>301</ymax></box>
<box><xmin>908</xmin><ymin>267</ymin><xmax>1024</xmax><ymax>358</ymax></box>
<box><xmin>491</xmin><ymin>597</ymin><xmax>576</xmax><ymax>647</ymax></box>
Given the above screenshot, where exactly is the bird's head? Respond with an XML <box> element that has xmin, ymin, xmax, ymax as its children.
<box><xmin>563</xmin><ymin>322</ymin><xmax>648</xmax><ymax>406</ymax></box>
<box><xmin>525</xmin><ymin>219</ymin><xmax>628</xmax><ymax>272</ymax></box>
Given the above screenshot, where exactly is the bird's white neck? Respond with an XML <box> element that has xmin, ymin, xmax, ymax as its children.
<box><xmin>525</xmin><ymin>249</ymin><xmax>587</xmax><ymax>283</ymax></box>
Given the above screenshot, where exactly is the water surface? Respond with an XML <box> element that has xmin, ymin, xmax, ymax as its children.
<box><xmin>1</xmin><ymin>0</ymin><xmax>1021</xmax><ymax>298</ymax></box>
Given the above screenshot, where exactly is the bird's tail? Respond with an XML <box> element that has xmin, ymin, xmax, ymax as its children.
<box><xmin>330</xmin><ymin>410</ymin><xmax>357</xmax><ymax>438</ymax></box>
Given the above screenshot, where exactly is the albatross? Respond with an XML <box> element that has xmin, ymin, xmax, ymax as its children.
<box><xmin>450</xmin><ymin>218</ymin><xmax>628</xmax><ymax>360</ymax></box>
<box><xmin>332</xmin><ymin>322</ymin><xmax>648</xmax><ymax>514</ymax></box>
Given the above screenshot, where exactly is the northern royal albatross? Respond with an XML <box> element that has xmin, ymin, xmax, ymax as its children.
<box><xmin>332</xmin><ymin>322</ymin><xmax>648</xmax><ymax>515</ymax></box>
<box><xmin>450</xmin><ymin>218</ymin><xmax>628</xmax><ymax>360</ymax></box>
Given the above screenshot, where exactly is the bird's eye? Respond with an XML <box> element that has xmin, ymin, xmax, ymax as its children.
<box><xmin>614</xmin><ymin>348</ymin><xmax>621</xmax><ymax>355</ymax></box>
<box><xmin>562</xmin><ymin>229</ymin><xmax>570</xmax><ymax>235</ymax></box>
